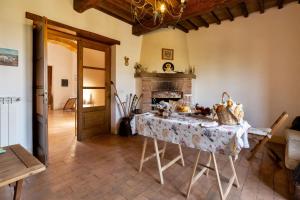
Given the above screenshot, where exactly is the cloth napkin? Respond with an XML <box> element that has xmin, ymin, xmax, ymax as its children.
<box><xmin>199</xmin><ymin>121</ymin><xmax>219</xmax><ymax>128</ymax></box>
<box><xmin>237</xmin><ymin>121</ymin><xmax>251</xmax><ymax>149</ymax></box>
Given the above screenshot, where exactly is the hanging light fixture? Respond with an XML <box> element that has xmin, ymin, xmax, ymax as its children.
<box><xmin>131</xmin><ymin>0</ymin><xmax>187</xmax><ymax>29</ymax></box>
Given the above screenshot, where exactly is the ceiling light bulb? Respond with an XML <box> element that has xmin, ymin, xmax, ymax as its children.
<box><xmin>160</xmin><ymin>4</ymin><xmax>166</xmax><ymax>13</ymax></box>
<box><xmin>181</xmin><ymin>0</ymin><xmax>185</xmax><ymax>3</ymax></box>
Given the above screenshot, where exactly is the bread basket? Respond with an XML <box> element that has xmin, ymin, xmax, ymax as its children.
<box><xmin>214</xmin><ymin>92</ymin><xmax>244</xmax><ymax>125</ymax></box>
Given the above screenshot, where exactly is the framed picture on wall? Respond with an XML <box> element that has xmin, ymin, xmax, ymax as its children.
<box><xmin>162</xmin><ymin>48</ymin><xmax>174</xmax><ymax>60</ymax></box>
<box><xmin>0</xmin><ymin>48</ymin><xmax>18</xmax><ymax>67</ymax></box>
<box><xmin>61</xmin><ymin>79</ymin><xmax>68</xmax><ymax>87</ymax></box>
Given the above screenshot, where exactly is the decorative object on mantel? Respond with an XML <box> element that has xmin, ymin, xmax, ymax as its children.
<box><xmin>162</xmin><ymin>48</ymin><xmax>174</xmax><ymax>60</ymax></box>
<box><xmin>188</xmin><ymin>65</ymin><xmax>196</xmax><ymax>75</ymax></box>
<box><xmin>0</xmin><ymin>48</ymin><xmax>18</xmax><ymax>67</ymax></box>
<box><xmin>134</xmin><ymin>62</ymin><xmax>147</xmax><ymax>73</ymax></box>
<box><xmin>124</xmin><ymin>56</ymin><xmax>129</xmax><ymax>66</ymax></box>
<box><xmin>131</xmin><ymin>0</ymin><xmax>186</xmax><ymax>29</ymax></box>
<box><xmin>162</xmin><ymin>62</ymin><xmax>174</xmax><ymax>72</ymax></box>
<box><xmin>111</xmin><ymin>81</ymin><xmax>143</xmax><ymax>136</ymax></box>
<box><xmin>214</xmin><ymin>92</ymin><xmax>244</xmax><ymax>125</ymax></box>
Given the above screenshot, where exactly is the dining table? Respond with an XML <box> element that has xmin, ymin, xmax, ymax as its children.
<box><xmin>0</xmin><ymin>144</ymin><xmax>46</xmax><ymax>200</ymax></box>
<box><xmin>135</xmin><ymin>112</ymin><xmax>251</xmax><ymax>200</ymax></box>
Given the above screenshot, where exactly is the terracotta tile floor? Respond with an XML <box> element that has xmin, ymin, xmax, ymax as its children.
<box><xmin>0</xmin><ymin>110</ymin><xmax>291</xmax><ymax>200</ymax></box>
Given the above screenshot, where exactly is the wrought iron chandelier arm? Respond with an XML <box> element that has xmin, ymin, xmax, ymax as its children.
<box><xmin>131</xmin><ymin>0</ymin><xmax>186</xmax><ymax>29</ymax></box>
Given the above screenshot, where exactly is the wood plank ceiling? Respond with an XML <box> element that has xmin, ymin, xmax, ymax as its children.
<box><xmin>74</xmin><ymin>0</ymin><xmax>299</xmax><ymax>36</ymax></box>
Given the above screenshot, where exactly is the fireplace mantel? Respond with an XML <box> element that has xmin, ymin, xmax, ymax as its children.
<box><xmin>134</xmin><ymin>72</ymin><xmax>196</xmax><ymax>79</ymax></box>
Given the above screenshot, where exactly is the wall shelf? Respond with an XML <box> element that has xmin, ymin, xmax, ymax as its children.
<box><xmin>134</xmin><ymin>72</ymin><xmax>196</xmax><ymax>79</ymax></box>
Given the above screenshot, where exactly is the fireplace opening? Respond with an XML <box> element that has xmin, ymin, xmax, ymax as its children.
<box><xmin>151</xmin><ymin>91</ymin><xmax>183</xmax><ymax>108</ymax></box>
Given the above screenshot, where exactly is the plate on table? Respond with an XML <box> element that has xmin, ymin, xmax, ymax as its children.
<box><xmin>176</xmin><ymin>111</ymin><xmax>193</xmax><ymax>115</ymax></box>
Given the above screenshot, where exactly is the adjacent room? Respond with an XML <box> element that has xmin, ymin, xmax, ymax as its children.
<box><xmin>47</xmin><ymin>40</ymin><xmax>78</xmax><ymax>155</ymax></box>
<box><xmin>0</xmin><ymin>0</ymin><xmax>299</xmax><ymax>200</ymax></box>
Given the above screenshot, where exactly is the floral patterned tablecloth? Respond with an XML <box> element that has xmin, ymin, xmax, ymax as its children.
<box><xmin>135</xmin><ymin>113</ymin><xmax>251</xmax><ymax>156</ymax></box>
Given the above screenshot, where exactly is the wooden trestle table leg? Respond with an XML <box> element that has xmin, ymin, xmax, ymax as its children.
<box><xmin>212</xmin><ymin>153</ymin><xmax>240</xmax><ymax>200</ymax></box>
<box><xmin>13</xmin><ymin>179</ymin><xmax>23</xmax><ymax>200</ymax></box>
<box><xmin>153</xmin><ymin>138</ymin><xmax>164</xmax><ymax>184</ymax></box>
<box><xmin>139</xmin><ymin>138</ymin><xmax>148</xmax><ymax>172</ymax></box>
<box><xmin>139</xmin><ymin>138</ymin><xmax>185</xmax><ymax>186</ymax></box>
<box><xmin>186</xmin><ymin>152</ymin><xmax>239</xmax><ymax>200</ymax></box>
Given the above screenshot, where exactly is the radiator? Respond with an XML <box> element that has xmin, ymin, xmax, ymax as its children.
<box><xmin>0</xmin><ymin>97</ymin><xmax>20</xmax><ymax>147</ymax></box>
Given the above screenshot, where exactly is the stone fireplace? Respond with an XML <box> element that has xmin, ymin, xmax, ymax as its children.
<box><xmin>135</xmin><ymin>72</ymin><xmax>196</xmax><ymax>112</ymax></box>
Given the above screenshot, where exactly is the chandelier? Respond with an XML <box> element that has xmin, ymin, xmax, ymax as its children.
<box><xmin>131</xmin><ymin>0</ymin><xmax>187</xmax><ymax>29</ymax></box>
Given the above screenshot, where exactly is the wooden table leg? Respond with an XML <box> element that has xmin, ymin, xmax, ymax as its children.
<box><xmin>212</xmin><ymin>153</ymin><xmax>240</xmax><ymax>200</ymax></box>
<box><xmin>186</xmin><ymin>150</ymin><xmax>201</xmax><ymax>198</ymax></box>
<box><xmin>229</xmin><ymin>156</ymin><xmax>240</xmax><ymax>188</ymax></box>
<box><xmin>186</xmin><ymin>151</ymin><xmax>212</xmax><ymax>199</ymax></box>
<box><xmin>13</xmin><ymin>179</ymin><xmax>23</xmax><ymax>200</ymax></box>
<box><xmin>161</xmin><ymin>141</ymin><xmax>167</xmax><ymax>159</ymax></box>
<box><xmin>205</xmin><ymin>154</ymin><xmax>211</xmax><ymax>176</ymax></box>
<box><xmin>212</xmin><ymin>153</ymin><xmax>224</xmax><ymax>200</ymax></box>
<box><xmin>153</xmin><ymin>138</ymin><xmax>164</xmax><ymax>185</ymax></box>
<box><xmin>178</xmin><ymin>144</ymin><xmax>185</xmax><ymax>167</ymax></box>
<box><xmin>139</xmin><ymin>138</ymin><xmax>148</xmax><ymax>172</ymax></box>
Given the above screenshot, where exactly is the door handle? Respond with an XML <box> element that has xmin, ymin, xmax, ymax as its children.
<box><xmin>38</xmin><ymin>91</ymin><xmax>48</xmax><ymax>96</ymax></box>
<box><xmin>37</xmin><ymin>92</ymin><xmax>48</xmax><ymax>104</ymax></box>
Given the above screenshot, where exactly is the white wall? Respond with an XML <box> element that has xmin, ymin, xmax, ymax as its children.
<box><xmin>137</xmin><ymin>3</ymin><xmax>300</xmax><ymax>131</ymax></box>
<box><xmin>0</xmin><ymin>0</ymin><xmax>142</xmax><ymax>151</ymax></box>
<box><xmin>48</xmin><ymin>43</ymin><xmax>76</xmax><ymax>109</ymax></box>
<box><xmin>140</xmin><ymin>28</ymin><xmax>189</xmax><ymax>72</ymax></box>
<box><xmin>187</xmin><ymin>3</ymin><xmax>300</xmax><ymax>129</ymax></box>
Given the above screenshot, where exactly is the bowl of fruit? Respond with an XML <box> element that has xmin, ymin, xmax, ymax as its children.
<box><xmin>194</xmin><ymin>104</ymin><xmax>212</xmax><ymax>116</ymax></box>
<box><xmin>176</xmin><ymin>104</ymin><xmax>191</xmax><ymax>113</ymax></box>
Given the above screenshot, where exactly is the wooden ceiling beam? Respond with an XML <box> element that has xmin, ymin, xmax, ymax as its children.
<box><xmin>74</xmin><ymin>0</ymin><xmax>134</xmax><ymax>24</ymax></box>
<box><xmin>74</xmin><ymin>0</ymin><xmax>101</xmax><ymax>13</ymax></box>
<box><xmin>47</xmin><ymin>29</ymin><xmax>78</xmax><ymax>41</ymax></box>
<box><xmin>48</xmin><ymin>35</ymin><xmax>77</xmax><ymax>52</ymax></box>
<box><xmin>211</xmin><ymin>11</ymin><xmax>221</xmax><ymax>24</ymax></box>
<box><xmin>94</xmin><ymin>1</ymin><xmax>134</xmax><ymax>24</ymax></box>
<box><xmin>186</xmin><ymin>19</ymin><xmax>199</xmax><ymax>30</ymax></box>
<box><xmin>74</xmin><ymin>0</ymin><xmax>299</xmax><ymax>36</ymax></box>
<box><xmin>277</xmin><ymin>0</ymin><xmax>284</xmax><ymax>9</ymax></box>
<box><xmin>197</xmin><ymin>16</ymin><xmax>209</xmax><ymax>28</ymax></box>
<box><xmin>175</xmin><ymin>24</ymin><xmax>189</xmax><ymax>33</ymax></box>
<box><xmin>257</xmin><ymin>0</ymin><xmax>265</xmax><ymax>13</ymax></box>
<box><xmin>225</xmin><ymin>7</ymin><xmax>234</xmax><ymax>21</ymax></box>
<box><xmin>240</xmin><ymin>2</ymin><xmax>249</xmax><ymax>17</ymax></box>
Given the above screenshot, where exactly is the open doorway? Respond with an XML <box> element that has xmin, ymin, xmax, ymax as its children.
<box><xmin>47</xmin><ymin>39</ymin><xmax>77</xmax><ymax>145</ymax></box>
<box><xmin>28</xmin><ymin>12</ymin><xmax>119</xmax><ymax>165</ymax></box>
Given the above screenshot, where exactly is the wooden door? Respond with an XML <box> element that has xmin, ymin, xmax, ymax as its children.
<box><xmin>77</xmin><ymin>40</ymin><xmax>111</xmax><ymax>140</ymax></box>
<box><xmin>48</xmin><ymin>66</ymin><xmax>53</xmax><ymax>110</ymax></box>
<box><xmin>32</xmin><ymin>17</ymin><xmax>49</xmax><ymax>165</ymax></box>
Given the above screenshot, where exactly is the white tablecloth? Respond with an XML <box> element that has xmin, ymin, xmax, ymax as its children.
<box><xmin>135</xmin><ymin>113</ymin><xmax>251</xmax><ymax>156</ymax></box>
